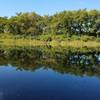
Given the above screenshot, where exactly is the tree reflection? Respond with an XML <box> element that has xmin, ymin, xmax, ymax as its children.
<box><xmin>0</xmin><ymin>46</ymin><xmax>100</xmax><ymax>77</ymax></box>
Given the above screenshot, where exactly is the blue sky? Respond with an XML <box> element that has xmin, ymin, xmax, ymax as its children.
<box><xmin>0</xmin><ymin>0</ymin><xmax>100</xmax><ymax>17</ymax></box>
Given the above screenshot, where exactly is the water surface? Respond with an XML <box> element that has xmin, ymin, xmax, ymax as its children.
<box><xmin>0</xmin><ymin>46</ymin><xmax>100</xmax><ymax>100</ymax></box>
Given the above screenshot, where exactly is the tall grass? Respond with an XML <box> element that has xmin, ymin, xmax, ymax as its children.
<box><xmin>0</xmin><ymin>33</ymin><xmax>100</xmax><ymax>48</ymax></box>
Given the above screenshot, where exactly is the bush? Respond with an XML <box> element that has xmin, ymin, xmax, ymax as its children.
<box><xmin>96</xmin><ymin>38</ymin><xmax>100</xmax><ymax>42</ymax></box>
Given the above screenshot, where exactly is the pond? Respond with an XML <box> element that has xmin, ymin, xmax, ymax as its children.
<box><xmin>0</xmin><ymin>46</ymin><xmax>100</xmax><ymax>100</ymax></box>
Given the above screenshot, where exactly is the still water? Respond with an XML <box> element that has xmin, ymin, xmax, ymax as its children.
<box><xmin>0</xmin><ymin>46</ymin><xmax>100</xmax><ymax>100</ymax></box>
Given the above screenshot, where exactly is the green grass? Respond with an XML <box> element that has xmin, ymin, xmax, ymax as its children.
<box><xmin>0</xmin><ymin>33</ymin><xmax>100</xmax><ymax>48</ymax></box>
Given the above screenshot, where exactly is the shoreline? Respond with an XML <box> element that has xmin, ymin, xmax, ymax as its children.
<box><xmin>0</xmin><ymin>38</ymin><xmax>100</xmax><ymax>48</ymax></box>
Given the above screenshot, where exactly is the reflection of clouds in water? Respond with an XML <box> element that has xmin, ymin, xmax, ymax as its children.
<box><xmin>98</xmin><ymin>55</ymin><xmax>100</xmax><ymax>61</ymax></box>
<box><xmin>0</xmin><ymin>92</ymin><xmax>4</xmax><ymax>100</ymax></box>
<box><xmin>95</xmin><ymin>54</ymin><xmax>100</xmax><ymax>61</ymax></box>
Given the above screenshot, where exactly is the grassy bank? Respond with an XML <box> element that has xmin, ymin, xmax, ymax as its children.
<box><xmin>0</xmin><ymin>34</ymin><xmax>100</xmax><ymax>48</ymax></box>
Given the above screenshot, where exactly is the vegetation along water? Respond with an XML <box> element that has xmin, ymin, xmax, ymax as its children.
<box><xmin>0</xmin><ymin>9</ymin><xmax>100</xmax><ymax>100</ymax></box>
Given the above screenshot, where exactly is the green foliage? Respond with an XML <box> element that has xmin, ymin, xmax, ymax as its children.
<box><xmin>1</xmin><ymin>10</ymin><xmax>100</xmax><ymax>38</ymax></box>
<box><xmin>96</xmin><ymin>38</ymin><xmax>100</xmax><ymax>42</ymax></box>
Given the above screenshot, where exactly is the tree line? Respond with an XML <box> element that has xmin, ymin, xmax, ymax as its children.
<box><xmin>0</xmin><ymin>9</ymin><xmax>100</xmax><ymax>37</ymax></box>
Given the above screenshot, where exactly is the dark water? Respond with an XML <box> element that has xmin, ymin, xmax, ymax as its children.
<box><xmin>0</xmin><ymin>46</ymin><xmax>100</xmax><ymax>100</ymax></box>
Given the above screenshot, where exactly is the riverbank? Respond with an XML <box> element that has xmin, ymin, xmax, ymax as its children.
<box><xmin>0</xmin><ymin>38</ymin><xmax>100</xmax><ymax>48</ymax></box>
<box><xmin>0</xmin><ymin>34</ymin><xmax>100</xmax><ymax>48</ymax></box>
